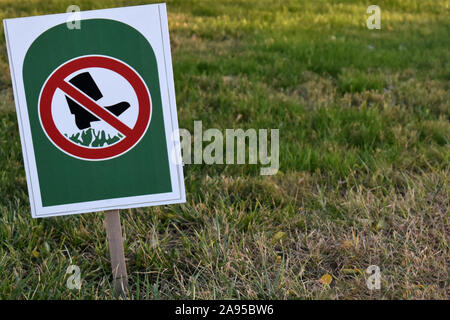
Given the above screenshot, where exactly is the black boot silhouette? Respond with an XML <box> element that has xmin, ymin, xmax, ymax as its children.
<box><xmin>65</xmin><ymin>72</ymin><xmax>131</xmax><ymax>130</ymax></box>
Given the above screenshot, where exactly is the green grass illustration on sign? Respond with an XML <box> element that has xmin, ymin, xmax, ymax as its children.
<box><xmin>64</xmin><ymin>128</ymin><xmax>124</xmax><ymax>147</ymax></box>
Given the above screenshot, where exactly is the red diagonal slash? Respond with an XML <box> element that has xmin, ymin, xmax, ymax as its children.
<box><xmin>39</xmin><ymin>55</ymin><xmax>151</xmax><ymax>160</ymax></box>
<box><xmin>58</xmin><ymin>80</ymin><xmax>133</xmax><ymax>137</ymax></box>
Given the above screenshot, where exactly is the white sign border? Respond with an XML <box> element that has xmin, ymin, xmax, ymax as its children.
<box><xmin>4</xmin><ymin>3</ymin><xmax>186</xmax><ymax>218</ymax></box>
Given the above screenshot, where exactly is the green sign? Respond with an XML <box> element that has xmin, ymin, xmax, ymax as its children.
<box><xmin>4</xmin><ymin>4</ymin><xmax>185</xmax><ymax>217</ymax></box>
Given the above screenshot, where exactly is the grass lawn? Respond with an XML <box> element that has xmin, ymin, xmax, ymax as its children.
<box><xmin>0</xmin><ymin>0</ymin><xmax>448</xmax><ymax>299</ymax></box>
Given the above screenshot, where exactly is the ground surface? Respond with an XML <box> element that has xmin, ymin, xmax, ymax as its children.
<box><xmin>0</xmin><ymin>0</ymin><xmax>448</xmax><ymax>299</ymax></box>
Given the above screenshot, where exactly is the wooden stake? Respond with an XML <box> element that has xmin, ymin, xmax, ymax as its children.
<box><xmin>104</xmin><ymin>209</ymin><xmax>128</xmax><ymax>297</ymax></box>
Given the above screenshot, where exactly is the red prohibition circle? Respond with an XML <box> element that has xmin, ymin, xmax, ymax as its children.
<box><xmin>39</xmin><ymin>55</ymin><xmax>151</xmax><ymax>160</ymax></box>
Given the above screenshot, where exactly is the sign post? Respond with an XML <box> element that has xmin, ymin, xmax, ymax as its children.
<box><xmin>104</xmin><ymin>209</ymin><xmax>128</xmax><ymax>297</ymax></box>
<box><xmin>4</xmin><ymin>4</ymin><xmax>185</xmax><ymax>295</ymax></box>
